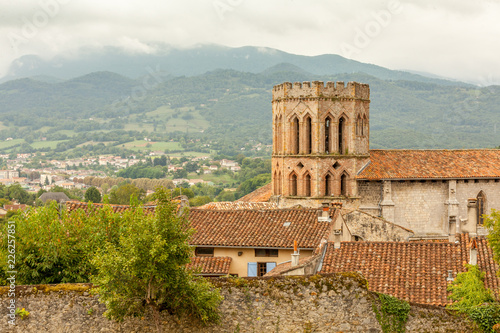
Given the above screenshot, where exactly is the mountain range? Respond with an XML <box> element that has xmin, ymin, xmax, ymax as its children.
<box><xmin>0</xmin><ymin>45</ymin><xmax>498</xmax><ymax>152</ymax></box>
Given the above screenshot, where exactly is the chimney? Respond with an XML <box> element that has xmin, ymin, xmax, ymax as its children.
<box><xmin>318</xmin><ymin>202</ymin><xmax>331</xmax><ymax>222</ymax></box>
<box><xmin>447</xmin><ymin>270</ymin><xmax>454</xmax><ymax>282</ymax></box>
<box><xmin>291</xmin><ymin>240</ymin><xmax>299</xmax><ymax>267</ymax></box>
<box><xmin>469</xmin><ymin>238</ymin><xmax>478</xmax><ymax>266</ymax></box>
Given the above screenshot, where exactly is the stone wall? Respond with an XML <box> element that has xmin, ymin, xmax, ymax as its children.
<box><xmin>0</xmin><ymin>274</ymin><xmax>475</xmax><ymax>333</ymax></box>
<box><xmin>344</xmin><ymin>210</ymin><xmax>413</xmax><ymax>241</ymax></box>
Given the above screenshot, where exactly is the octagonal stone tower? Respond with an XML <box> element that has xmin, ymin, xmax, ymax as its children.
<box><xmin>271</xmin><ymin>81</ymin><xmax>371</xmax><ymax>208</ymax></box>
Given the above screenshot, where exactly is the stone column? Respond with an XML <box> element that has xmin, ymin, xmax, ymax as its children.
<box><xmin>380</xmin><ymin>180</ymin><xmax>395</xmax><ymax>223</ymax></box>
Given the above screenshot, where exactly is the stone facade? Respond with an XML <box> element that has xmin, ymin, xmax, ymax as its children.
<box><xmin>0</xmin><ymin>274</ymin><xmax>476</xmax><ymax>333</ymax></box>
<box><xmin>343</xmin><ymin>210</ymin><xmax>413</xmax><ymax>241</ymax></box>
<box><xmin>358</xmin><ymin>179</ymin><xmax>500</xmax><ymax>237</ymax></box>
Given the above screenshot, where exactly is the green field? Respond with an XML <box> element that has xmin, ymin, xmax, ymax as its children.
<box><xmin>122</xmin><ymin>140</ymin><xmax>184</xmax><ymax>152</ymax></box>
<box><xmin>30</xmin><ymin>140</ymin><xmax>68</xmax><ymax>149</ymax></box>
<box><xmin>0</xmin><ymin>139</ymin><xmax>24</xmax><ymax>150</ymax></box>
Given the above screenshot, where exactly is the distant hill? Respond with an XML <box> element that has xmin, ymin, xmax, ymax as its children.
<box><xmin>0</xmin><ymin>65</ymin><xmax>499</xmax><ymax>151</ymax></box>
<box><xmin>2</xmin><ymin>44</ymin><xmax>470</xmax><ymax>87</ymax></box>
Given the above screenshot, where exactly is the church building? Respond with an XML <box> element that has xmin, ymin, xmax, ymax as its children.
<box><xmin>271</xmin><ymin>81</ymin><xmax>500</xmax><ymax>239</ymax></box>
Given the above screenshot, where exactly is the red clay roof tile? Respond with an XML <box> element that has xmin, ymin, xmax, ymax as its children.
<box><xmin>187</xmin><ymin>256</ymin><xmax>232</xmax><ymax>275</ymax></box>
<box><xmin>358</xmin><ymin>149</ymin><xmax>500</xmax><ymax>180</ymax></box>
<box><xmin>189</xmin><ymin>208</ymin><xmax>331</xmax><ymax>249</ymax></box>
<box><xmin>320</xmin><ymin>234</ymin><xmax>499</xmax><ymax>306</ymax></box>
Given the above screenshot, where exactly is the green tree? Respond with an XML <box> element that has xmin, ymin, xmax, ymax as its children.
<box><xmin>109</xmin><ymin>184</ymin><xmax>145</xmax><ymax>205</ymax></box>
<box><xmin>84</xmin><ymin>186</ymin><xmax>102</xmax><ymax>203</ymax></box>
<box><xmin>91</xmin><ymin>188</ymin><xmax>222</xmax><ymax>332</ymax></box>
<box><xmin>447</xmin><ymin>264</ymin><xmax>494</xmax><ymax>312</ymax></box>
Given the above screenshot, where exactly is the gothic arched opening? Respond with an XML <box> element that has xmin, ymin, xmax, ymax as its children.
<box><xmin>292</xmin><ymin>117</ymin><xmax>300</xmax><ymax>154</ymax></box>
<box><xmin>325</xmin><ymin>174</ymin><xmax>332</xmax><ymax>196</ymax></box>
<box><xmin>305</xmin><ymin>116</ymin><xmax>312</xmax><ymax>154</ymax></box>
<box><xmin>477</xmin><ymin>191</ymin><xmax>486</xmax><ymax>224</ymax></box>
<box><xmin>340</xmin><ymin>173</ymin><xmax>348</xmax><ymax>196</ymax></box>
<box><xmin>304</xmin><ymin>173</ymin><xmax>311</xmax><ymax>197</ymax></box>
<box><xmin>325</xmin><ymin>116</ymin><xmax>332</xmax><ymax>153</ymax></box>
<box><xmin>290</xmin><ymin>173</ymin><xmax>297</xmax><ymax>196</ymax></box>
<box><xmin>338</xmin><ymin>117</ymin><xmax>345</xmax><ymax>154</ymax></box>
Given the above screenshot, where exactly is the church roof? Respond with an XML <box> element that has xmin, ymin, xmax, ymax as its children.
<box><xmin>320</xmin><ymin>234</ymin><xmax>499</xmax><ymax>306</ymax></box>
<box><xmin>358</xmin><ymin>149</ymin><xmax>500</xmax><ymax>180</ymax></box>
<box><xmin>199</xmin><ymin>201</ymin><xmax>277</xmax><ymax>210</ymax></box>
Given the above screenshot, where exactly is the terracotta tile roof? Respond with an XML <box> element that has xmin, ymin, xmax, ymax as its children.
<box><xmin>199</xmin><ymin>201</ymin><xmax>277</xmax><ymax>210</ymax></box>
<box><xmin>320</xmin><ymin>234</ymin><xmax>500</xmax><ymax>306</ymax></box>
<box><xmin>4</xmin><ymin>204</ymin><xmax>28</xmax><ymax>211</ymax></box>
<box><xmin>189</xmin><ymin>208</ymin><xmax>331</xmax><ymax>249</ymax></box>
<box><xmin>236</xmin><ymin>183</ymin><xmax>272</xmax><ymax>202</ymax></box>
<box><xmin>66</xmin><ymin>201</ymin><xmax>156</xmax><ymax>215</ymax></box>
<box><xmin>187</xmin><ymin>256</ymin><xmax>232</xmax><ymax>276</ymax></box>
<box><xmin>358</xmin><ymin>149</ymin><xmax>500</xmax><ymax>180</ymax></box>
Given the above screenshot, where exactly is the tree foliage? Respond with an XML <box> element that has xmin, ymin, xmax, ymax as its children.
<box><xmin>109</xmin><ymin>184</ymin><xmax>145</xmax><ymax>205</ymax></box>
<box><xmin>91</xmin><ymin>188</ymin><xmax>222</xmax><ymax>330</ymax></box>
<box><xmin>447</xmin><ymin>264</ymin><xmax>494</xmax><ymax>312</ymax></box>
<box><xmin>84</xmin><ymin>186</ymin><xmax>102</xmax><ymax>203</ymax></box>
<box><xmin>0</xmin><ymin>201</ymin><xmax>123</xmax><ymax>285</ymax></box>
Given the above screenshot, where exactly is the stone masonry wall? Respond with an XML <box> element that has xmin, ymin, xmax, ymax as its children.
<box><xmin>0</xmin><ymin>274</ymin><xmax>475</xmax><ymax>333</ymax></box>
<box><xmin>344</xmin><ymin>210</ymin><xmax>413</xmax><ymax>241</ymax></box>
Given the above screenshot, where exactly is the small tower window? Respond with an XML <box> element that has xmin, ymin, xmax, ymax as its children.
<box><xmin>477</xmin><ymin>191</ymin><xmax>486</xmax><ymax>224</ymax></box>
<box><xmin>325</xmin><ymin>174</ymin><xmax>332</xmax><ymax>196</ymax></box>
<box><xmin>290</xmin><ymin>173</ymin><xmax>297</xmax><ymax>196</ymax></box>
<box><xmin>340</xmin><ymin>173</ymin><xmax>348</xmax><ymax>196</ymax></box>
<box><xmin>306</xmin><ymin>116</ymin><xmax>312</xmax><ymax>154</ymax></box>
<box><xmin>325</xmin><ymin>116</ymin><xmax>331</xmax><ymax>153</ymax></box>
<box><xmin>293</xmin><ymin>117</ymin><xmax>300</xmax><ymax>154</ymax></box>
<box><xmin>304</xmin><ymin>173</ymin><xmax>311</xmax><ymax>197</ymax></box>
<box><xmin>338</xmin><ymin>117</ymin><xmax>345</xmax><ymax>154</ymax></box>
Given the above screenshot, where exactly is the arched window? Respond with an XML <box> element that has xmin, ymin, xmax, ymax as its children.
<box><xmin>304</xmin><ymin>173</ymin><xmax>311</xmax><ymax>197</ymax></box>
<box><xmin>477</xmin><ymin>191</ymin><xmax>486</xmax><ymax>225</ymax></box>
<box><xmin>356</xmin><ymin>116</ymin><xmax>361</xmax><ymax>136</ymax></box>
<box><xmin>340</xmin><ymin>173</ymin><xmax>348</xmax><ymax>196</ymax></box>
<box><xmin>278</xmin><ymin>171</ymin><xmax>282</xmax><ymax>195</ymax></box>
<box><xmin>325</xmin><ymin>174</ymin><xmax>332</xmax><ymax>196</ymax></box>
<box><xmin>290</xmin><ymin>173</ymin><xmax>297</xmax><ymax>196</ymax></box>
<box><xmin>305</xmin><ymin>116</ymin><xmax>312</xmax><ymax>154</ymax></box>
<box><xmin>325</xmin><ymin>116</ymin><xmax>332</xmax><ymax>153</ymax></box>
<box><xmin>278</xmin><ymin>115</ymin><xmax>283</xmax><ymax>152</ymax></box>
<box><xmin>273</xmin><ymin>171</ymin><xmax>278</xmax><ymax>194</ymax></box>
<box><xmin>338</xmin><ymin>117</ymin><xmax>345</xmax><ymax>154</ymax></box>
<box><xmin>362</xmin><ymin>114</ymin><xmax>368</xmax><ymax>137</ymax></box>
<box><xmin>291</xmin><ymin>117</ymin><xmax>300</xmax><ymax>154</ymax></box>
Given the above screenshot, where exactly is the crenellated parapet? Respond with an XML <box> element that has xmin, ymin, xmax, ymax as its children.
<box><xmin>272</xmin><ymin>81</ymin><xmax>370</xmax><ymax>101</ymax></box>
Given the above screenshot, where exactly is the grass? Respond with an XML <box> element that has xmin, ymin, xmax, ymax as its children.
<box><xmin>0</xmin><ymin>139</ymin><xmax>24</xmax><ymax>150</ymax></box>
<box><xmin>121</xmin><ymin>140</ymin><xmax>185</xmax><ymax>152</ymax></box>
<box><xmin>126</xmin><ymin>105</ymin><xmax>211</xmax><ymax>134</ymax></box>
<box><xmin>31</xmin><ymin>140</ymin><xmax>67</xmax><ymax>149</ymax></box>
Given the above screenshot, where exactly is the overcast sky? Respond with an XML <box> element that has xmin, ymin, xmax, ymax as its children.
<box><xmin>0</xmin><ymin>0</ymin><xmax>499</xmax><ymax>85</ymax></box>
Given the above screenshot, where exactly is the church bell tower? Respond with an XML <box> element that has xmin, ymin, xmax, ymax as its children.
<box><xmin>271</xmin><ymin>81</ymin><xmax>370</xmax><ymax>208</ymax></box>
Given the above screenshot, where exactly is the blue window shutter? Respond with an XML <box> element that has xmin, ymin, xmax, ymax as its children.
<box><xmin>266</xmin><ymin>262</ymin><xmax>276</xmax><ymax>273</ymax></box>
<box><xmin>248</xmin><ymin>262</ymin><xmax>257</xmax><ymax>277</ymax></box>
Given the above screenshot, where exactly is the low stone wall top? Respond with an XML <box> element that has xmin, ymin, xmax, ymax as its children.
<box><xmin>0</xmin><ymin>274</ymin><xmax>475</xmax><ymax>333</ymax></box>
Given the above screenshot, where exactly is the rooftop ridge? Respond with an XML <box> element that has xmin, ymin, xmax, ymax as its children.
<box><xmin>272</xmin><ymin>81</ymin><xmax>369</xmax><ymax>100</ymax></box>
